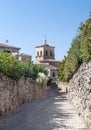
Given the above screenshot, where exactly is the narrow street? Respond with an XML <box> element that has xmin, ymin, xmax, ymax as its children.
<box><xmin>0</xmin><ymin>89</ymin><xmax>89</xmax><ymax>130</ymax></box>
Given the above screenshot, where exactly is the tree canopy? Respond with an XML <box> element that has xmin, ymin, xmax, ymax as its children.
<box><xmin>57</xmin><ymin>12</ymin><xmax>91</xmax><ymax>82</ymax></box>
<box><xmin>0</xmin><ymin>51</ymin><xmax>47</xmax><ymax>80</ymax></box>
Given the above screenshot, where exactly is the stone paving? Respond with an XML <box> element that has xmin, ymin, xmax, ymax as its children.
<box><xmin>0</xmin><ymin>89</ymin><xmax>90</xmax><ymax>130</ymax></box>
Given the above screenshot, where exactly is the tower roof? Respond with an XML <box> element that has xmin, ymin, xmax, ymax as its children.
<box><xmin>35</xmin><ymin>39</ymin><xmax>55</xmax><ymax>48</ymax></box>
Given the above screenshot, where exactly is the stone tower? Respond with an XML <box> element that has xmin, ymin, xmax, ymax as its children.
<box><xmin>35</xmin><ymin>39</ymin><xmax>55</xmax><ymax>64</ymax></box>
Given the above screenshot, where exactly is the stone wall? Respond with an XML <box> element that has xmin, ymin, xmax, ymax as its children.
<box><xmin>69</xmin><ymin>61</ymin><xmax>91</xmax><ymax>128</ymax></box>
<box><xmin>0</xmin><ymin>73</ymin><xmax>45</xmax><ymax>116</ymax></box>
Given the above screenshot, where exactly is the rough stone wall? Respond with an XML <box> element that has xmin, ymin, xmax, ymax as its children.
<box><xmin>69</xmin><ymin>61</ymin><xmax>91</xmax><ymax>128</ymax></box>
<box><xmin>0</xmin><ymin>73</ymin><xmax>45</xmax><ymax>116</ymax></box>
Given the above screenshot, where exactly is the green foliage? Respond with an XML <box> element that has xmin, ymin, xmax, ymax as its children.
<box><xmin>0</xmin><ymin>51</ymin><xmax>47</xmax><ymax>80</ymax></box>
<box><xmin>36</xmin><ymin>72</ymin><xmax>48</xmax><ymax>86</ymax></box>
<box><xmin>0</xmin><ymin>51</ymin><xmax>22</xmax><ymax>79</ymax></box>
<box><xmin>21</xmin><ymin>62</ymin><xmax>48</xmax><ymax>80</ymax></box>
<box><xmin>47</xmin><ymin>77</ymin><xmax>52</xmax><ymax>86</ymax></box>
<box><xmin>57</xmin><ymin>12</ymin><xmax>91</xmax><ymax>82</ymax></box>
<box><xmin>79</xmin><ymin>16</ymin><xmax>91</xmax><ymax>62</ymax></box>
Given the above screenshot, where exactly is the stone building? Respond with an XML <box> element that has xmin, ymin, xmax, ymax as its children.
<box><xmin>0</xmin><ymin>43</ymin><xmax>21</xmax><ymax>55</ymax></box>
<box><xmin>35</xmin><ymin>39</ymin><xmax>60</xmax><ymax>81</ymax></box>
<box><xmin>0</xmin><ymin>43</ymin><xmax>32</xmax><ymax>62</ymax></box>
<box><xmin>19</xmin><ymin>53</ymin><xmax>32</xmax><ymax>62</ymax></box>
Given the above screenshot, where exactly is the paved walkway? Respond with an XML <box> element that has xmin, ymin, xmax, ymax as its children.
<box><xmin>0</xmin><ymin>89</ymin><xmax>89</xmax><ymax>130</ymax></box>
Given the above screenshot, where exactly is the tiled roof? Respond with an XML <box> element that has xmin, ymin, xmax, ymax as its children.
<box><xmin>35</xmin><ymin>40</ymin><xmax>55</xmax><ymax>48</ymax></box>
<box><xmin>19</xmin><ymin>53</ymin><xmax>32</xmax><ymax>57</ymax></box>
<box><xmin>0</xmin><ymin>43</ymin><xmax>21</xmax><ymax>50</ymax></box>
<box><xmin>42</xmin><ymin>64</ymin><xmax>57</xmax><ymax>70</ymax></box>
<box><xmin>40</xmin><ymin>59</ymin><xmax>60</xmax><ymax>62</ymax></box>
<box><xmin>35</xmin><ymin>44</ymin><xmax>50</xmax><ymax>48</ymax></box>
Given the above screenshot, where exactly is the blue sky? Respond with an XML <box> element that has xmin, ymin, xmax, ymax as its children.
<box><xmin>0</xmin><ymin>0</ymin><xmax>91</xmax><ymax>61</ymax></box>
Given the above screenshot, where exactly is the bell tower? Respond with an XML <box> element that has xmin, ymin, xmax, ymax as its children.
<box><xmin>35</xmin><ymin>39</ymin><xmax>55</xmax><ymax>63</ymax></box>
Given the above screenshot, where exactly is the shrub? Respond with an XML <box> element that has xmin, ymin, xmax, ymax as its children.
<box><xmin>36</xmin><ymin>72</ymin><xmax>48</xmax><ymax>86</ymax></box>
<box><xmin>0</xmin><ymin>51</ymin><xmax>47</xmax><ymax>80</ymax></box>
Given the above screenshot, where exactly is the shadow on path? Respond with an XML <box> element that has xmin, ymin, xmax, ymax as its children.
<box><xmin>0</xmin><ymin>89</ymin><xmax>89</xmax><ymax>130</ymax></box>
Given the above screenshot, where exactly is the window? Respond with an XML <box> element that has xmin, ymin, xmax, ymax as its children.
<box><xmin>45</xmin><ymin>50</ymin><xmax>48</xmax><ymax>56</ymax></box>
<box><xmin>50</xmin><ymin>51</ymin><xmax>52</xmax><ymax>56</ymax></box>
<box><xmin>37</xmin><ymin>51</ymin><xmax>39</xmax><ymax>56</ymax></box>
<box><xmin>40</xmin><ymin>51</ymin><xmax>42</xmax><ymax>56</ymax></box>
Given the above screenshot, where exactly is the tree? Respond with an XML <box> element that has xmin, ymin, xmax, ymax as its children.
<box><xmin>57</xmin><ymin>12</ymin><xmax>91</xmax><ymax>82</ymax></box>
<box><xmin>58</xmin><ymin>34</ymin><xmax>82</xmax><ymax>82</ymax></box>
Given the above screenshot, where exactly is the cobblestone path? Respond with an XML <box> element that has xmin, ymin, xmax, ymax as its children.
<box><xmin>0</xmin><ymin>89</ymin><xmax>89</xmax><ymax>130</ymax></box>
